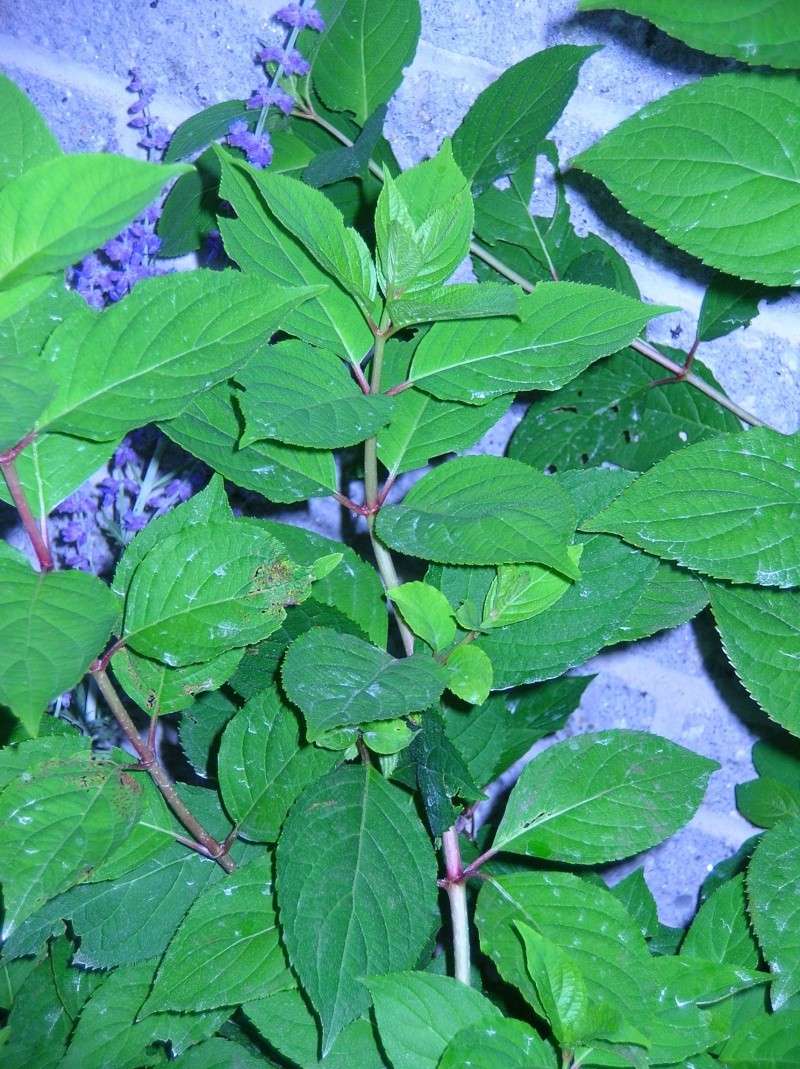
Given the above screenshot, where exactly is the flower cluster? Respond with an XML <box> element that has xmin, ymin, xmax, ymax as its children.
<box><xmin>225</xmin><ymin>1</ymin><xmax>325</xmax><ymax>168</ymax></box>
<box><xmin>126</xmin><ymin>67</ymin><xmax>170</xmax><ymax>158</ymax></box>
<box><xmin>49</xmin><ymin>429</ymin><xmax>203</xmax><ymax>575</ymax></box>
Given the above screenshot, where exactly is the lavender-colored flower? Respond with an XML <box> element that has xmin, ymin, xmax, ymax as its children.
<box><xmin>226</xmin><ymin>119</ymin><xmax>273</xmax><ymax>168</ymax></box>
<box><xmin>256</xmin><ymin>44</ymin><xmax>284</xmax><ymax>64</ymax></box>
<box><xmin>275</xmin><ymin>3</ymin><xmax>325</xmax><ymax>31</ymax></box>
<box><xmin>123</xmin><ymin>511</ymin><xmax>149</xmax><ymax>534</ymax></box>
<box><xmin>283</xmin><ymin>48</ymin><xmax>310</xmax><ymax>76</ymax></box>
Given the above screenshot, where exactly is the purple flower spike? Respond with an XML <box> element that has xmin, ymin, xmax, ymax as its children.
<box><xmin>123</xmin><ymin>511</ymin><xmax>149</xmax><ymax>534</ymax></box>
<box><xmin>276</xmin><ymin>3</ymin><xmax>325</xmax><ymax>31</ymax></box>
<box><xmin>272</xmin><ymin>87</ymin><xmax>295</xmax><ymax>115</ymax></box>
<box><xmin>114</xmin><ymin>442</ymin><xmax>138</xmax><ymax>468</ymax></box>
<box><xmin>226</xmin><ymin>120</ymin><xmax>273</xmax><ymax>168</ymax></box>
<box><xmin>283</xmin><ymin>48</ymin><xmax>310</xmax><ymax>76</ymax></box>
<box><xmin>256</xmin><ymin>45</ymin><xmax>284</xmax><ymax>64</ymax></box>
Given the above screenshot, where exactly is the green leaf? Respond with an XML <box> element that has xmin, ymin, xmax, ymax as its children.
<box><xmin>709</xmin><ymin>582</ymin><xmax>800</xmax><ymax>736</ymax></box>
<box><xmin>482</xmin><ymin>545</ymin><xmax>582</xmax><ymax>629</ymax></box>
<box><xmin>122</xmin><ymin>519</ymin><xmax>313</xmax><ymax>665</ymax></box>
<box><xmin>0</xmin><ymin>561</ymin><xmax>118</xmax><ymax>735</ymax></box>
<box><xmin>0</xmin><ymin>73</ymin><xmax>60</xmax><ymax>190</ymax></box>
<box><xmin>256</xmin><ymin>518</ymin><xmax>387</xmax><ymax>648</ymax></box>
<box><xmin>607</xmin><ymin>559</ymin><xmax>709</xmax><ymax>644</ymax></box>
<box><xmin>307</xmin><ymin>0</ymin><xmax>421</xmax><ymax>123</ymax></box>
<box><xmin>753</xmin><ymin>738</ymin><xmax>800</xmax><ymax>789</ymax></box>
<box><xmin>377</xmin><ymin>336</ymin><xmax>512</xmax><ymax>475</ymax></box>
<box><xmin>516</xmin><ymin>922</ymin><xmax>596</xmax><ymax>1047</ymax></box>
<box><xmin>0</xmin><ymin>431</ymin><xmax>117</xmax><ymax>518</ymax></box>
<box><xmin>375</xmin><ymin>141</ymin><xmax>474</xmax><ymax>298</ymax></box>
<box><xmin>387</xmin><ymin>581</ymin><xmax>456</xmax><ymax>653</ymax></box>
<box><xmin>366</xmin><ymin>971</ymin><xmax>502</xmax><ymax>1069</ymax></box>
<box><xmin>376</xmin><ymin>455</ymin><xmax>579</xmax><ymax>576</ymax></box>
<box><xmin>720</xmin><ymin>1010</ymin><xmax>800</xmax><ymax>1068</ymax></box>
<box><xmin>156</xmin><ymin>148</ymin><xmax>220</xmax><ymax>257</ymax></box>
<box><xmin>439</xmin><ymin>1018</ymin><xmax>557</xmax><ymax>1069</ymax></box>
<box><xmin>248</xmin><ymin>168</ymin><xmax>376</xmax><ymax>312</ymax></box>
<box><xmin>609</xmin><ymin>868</ymin><xmax>659</xmax><ymax>941</ymax></box>
<box><xmin>237</xmin><ymin>339</ymin><xmax>393</xmax><ymax>449</ymax></box>
<box><xmin>164</xmin><ymin>99</ymin><xmax>248</xmax><ymax>161</ymax></box>
<box><xmin>409</xmin><ymin>283</ymin><xmax>670</xmax><ymax>404</ymax></box>
<box><xmin>446</xmin><ymin>644</ymin><xmax>493</xmax><ymax>705</ymax></box>
<box><xmin>697</xmin><ymin>273</ymin><xmax>780</xmax><ymax>343</ymax></box>
<box><xmin>161</xmin><ymin>382</ymin><xmax>337</xmax><ymax>503</ymax></box>
<box><xmin>573</xmin><ymin>72</ymin><xmax>800</xmax><ymax>286</ymax></box>
<box><xmin>143</xmin><ymin>855</ymin><xmax>291</xmax><ymax>1013</ymax></box>
<box><xmin>0</xmin><ymin>750</ymin><xmax>142</xmax><ymax>938</ymax></box>
<box><xmin>407</xmin><ymin>710</ymin><xmax>483</xmax><ymax>835</ymax></box>
<box><xmin>218</xmin><ymin>687</ymin><xmax>337</xmax><ymax>841</ymax></box>
<box><xmin>0</xmin><ymin>357</ymin><xmax>55</xmax><ymax>452</ymax></box>
<box><xmin>217</xmin><ymin>153</ymin><xmax>372</xmax><ymax>362</ymax></box>
<box><xmin>38</xmin><ymin>272</ymin><xmax>318</xmax><ymax>440</ymax></box>
<box><xmin>178</xmin><ymin>689</ymin><xmax>238</xmax><ymax>779</ymax></box>
<box><xmin>451</xmin><ymin>46</ymin><xmax>595</xmax><ymax>194</ymax></box>
<box><xmin>169</xmin><ymin>1038</ymin><xmax>271</xmax><ymax>1069</ymax></box>
<box><xmin>508</xmin><ymin>349</ymin><xmax>741</xmax><ymax>474</ymax></box>
<box><xmin>245</xmin><ymin>990</ymin><xmax>389</xmax><ymax>1068</ymax></box>
<box><xmin>304</xmin><ymin>104</ymin><xmax>388</xmax><ymax>188</ymax></box>
<box><xmin>493</xmin><ymin>729</ymin><xmax>717</xmax><ymax>863</ymax></box>
<box><xmin>579</xmin><ymin>0</ymin><xmax>800</xmax><ymax>69</ymax></box>
<box><xmin>3</xmin><ymin>937</ymin><xmax>100</xmax><ymax>1069</ymax></box>
<box><xmin>111</xmin><ymin>646</ymin><xmax>243</xmax><ymax>718</ymax></box>
<box><xmin>747</xmin><ymin>816</ymin><xmax>800</xmax><ymax>1008</ymax></box>
<box><xmin>738</xmin><ymin>776</ymin><xmax>800</xmax><ymax>828</ymax></box>
<box><xmin>682</xmin><ymin>874</ymin><xmax>759</xmax><ymax>969</ymax></box>
<box><xmin>0</xmin><ymin>154</ymin><xmax>189</xmax><ymax>287</ymax></box>
<box><xmin>387</xmin><ymin>282</ymin><xmax>518</xmax><ymax>330</ymax></box>
<box><xmin>584</xmin><ymin>428</ymin><xmax>800</xmax><ymax>588</ymax></box>
<box><xmin>277</xmin><ymin>765</ymin><xmax>439</xmax><ymax>1053</ymax></box>
<box><xmin>281</xmin><ymin>627</ymin><xmax>446</xmax><ymax>741</ymax></box>
<box><xmin>61</xmin><ymin>960</ymin><xmax>168</xmax><ymax>1069</ymax></box>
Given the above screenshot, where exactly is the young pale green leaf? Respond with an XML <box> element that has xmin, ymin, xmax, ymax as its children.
<box><xmin>580</xmin><ymin>0</ymin><xmax>800</xmax><ymax>69</ymax></box>
<box><xmin>387</xmin><ymin>581</ymin><xmax>456</xmax><ymax>652</ymax></box>
<box><xmin>375</xmin><ymin>141</ymin><xmax>473</xmax><ymax>298</ymax></box>
<box><xmin>218</xmin><ymin>688</ymin><xmax>337</xmax><ymax>841</ymax></box>
<box><xmin>0</xmin><ymin>560</ymin><xmax>118</xmax><ymax>735</ymax></box>
<box><xmin>281</xmin><ymin>627</ymin><xmax>446</xmax><ymax>741</ymax></box>
<box><xmin>709</xmin><ymin>582</ymin><xmax>800</xmax><ymax>737</ymax></box>
<box><xmin>482</xmin><ymin>545</ymin><xmax>582</xmax><ymax>629</ymax></box>
<box><xmin>747</xmin><ymin>816</ymin><xmax>800</xmax><ymax>1009</ymax></box>
<box><xmin>0</xmin><ymin>357</ymin><xmax>56</xmax><ymax>451</ymax></box>
<box><xmin>217</xmin><ymin>153</ymin><xmax>372</xmax><ymax>363</ymax></box>
<box><xmin>697</xmin><ymin>273</ymin><xmax>779</xmax><ymax>343</ymax></box>
<box><xmin>365</xmin><ymin>971</ymin><xmax>502</xmax><ymax>1069</ymax></box>
<box><xmin>446</xmin><ymin>644</ymin><xmax>493</xmax><ymax>705</ymax></box>
<box><xmin>160</xmin><ymin>382</ymin><xmax>337</xmax><ymax>503</ymax></box>
<box><xmin>38</xmin><ymin>272</ymin><xmax>319</xmax><ymax>440</ymax></box>
<box><xmin>516</xmin><ymin>922</ymin><xmax>595</xmax><ymax>1047</ymax></box>
<box><xmin>720</xmin><ymin>1010</ymin><xmax>800</xmax><ymax>1068</ymax></box>
<box><xmin>0</xmin><ymin>72</ymin><xmax>60</xmax><ymax>190</ymax></box>
<box><xmin>376</xmin><ymin>455</ymin><xmax>580</xmax><ymax>576</ymax></box>
<box><xmin>451</xmin><ymin>45</ymin><xmax>595</xmax><ymax>194</ymax></box>
<box><xmin>249</xmin><ymin>169</ymin><xmax>376</xmax><ymax>311</ymax></box>
<box><xmin>123</xmin><ymin>520</ymin><xmax>312</xmax><ymax>665</ymax></box>
<box><xmin>409</xmin><ymin>283</ymin><xmax>671</xmax><ymax>404</ymax></box>
<box><xmin>0</xmin><ymin>431</ymin><xmax>117</xmax><ymax>518</ymax></box>
<box><xmin>0</xmin><ymin>750</ymin><xmax>142</xmax><ymax>938</ymax></box>
<box><xmin>573</xmin><ymin>72</ymin><xmax>800</xmax><ymax>286</ymax></box>
<box><xmin>377</xmin><ymin>337</ymin><xmax>512</xmax><ymax>475</ymax></box>
<box><xmin>439</xmin><ymin>1018</ymin><xmax>557</xmax><ymax>1069</ymax></box>
<box><xmin>583</xmin><ymin>428</ymin><xmax>800</xmax><ymax>588</ymax></box>
<box><xmin>143</xmin><ymin>856</ymin><xmax>291</xmax><ymax>1014</ymax></box>
<box><xmin>277</xmin><ymin>766</ymin><xmax>439</xmax><ymax>1054</ymax></box>
<box><xmin>508</xmin><ymin>349</ymin><xmax>741</xmax><ymax>474</ymax></box>
<box><xmin>493</xmin><ymin>730</ymin><xmax>718</xmax><ymax>863</ymax></box>
<box><xmin>237</xmin><ymin>339</ymin><xmax>393</xmax><ymax>449</ymax></box>
<box><xmin>0</xmin><ymin>154</ymin><xmax>189</xmax><ymax>287</ymax></box>
<box><xmin>682</xmin><ymin>874</ymin><xmax>759</xmax><ymax>969</ymax></box>
<box><xmin>387</xmin><ymin>281</ymin><xmax>518</xmax><ymax>330</ymax></box>
<box><xmin>307</xmin><ymin>0</ymin><xmax>420</xmax><ymax>123</ymax></box>
<box><xmin>3</xmin><ymin>938</ymin><xmax>100</xmax><ymax>1069</ymax></box>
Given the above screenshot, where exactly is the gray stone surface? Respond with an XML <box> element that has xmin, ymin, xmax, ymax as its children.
<box><xmin>2</xmin><ymin>0</ymin><xmax>798</xmax><ymax>926</ymax></box>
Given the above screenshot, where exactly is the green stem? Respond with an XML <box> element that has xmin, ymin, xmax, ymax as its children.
<box><xmin>295</xmin><ymin>107</ymin><xmax>771</xmax><ymax>432</ymax></box>
<box><xmin>92</xmin><ymin>668</ymin><xmax>235</xmax><ymax>873</ymax></box>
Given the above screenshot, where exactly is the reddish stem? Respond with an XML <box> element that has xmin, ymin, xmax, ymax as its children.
<box><xmin>0</xmin><ymin>455</ymin><xmax>53</xmax><ymax>572</ymax></box>
<box><xmin>385</xmin><ymin>379</ymin><xmax>413</xmax><ymax>398</ymax></box>
<box><xmin>351</xmin><ymin>360</ymin><xmax>371</xmax><ymax>394</ymax></box>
